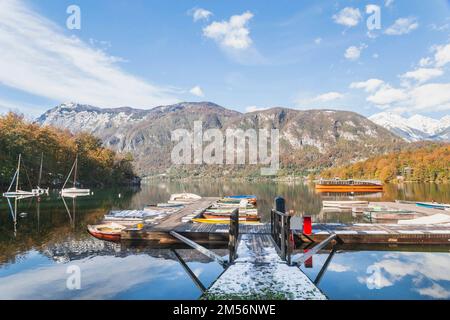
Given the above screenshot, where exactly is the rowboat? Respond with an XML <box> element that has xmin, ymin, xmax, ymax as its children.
<box><xmin>87</xmin><ymin>223</ymin><xmax>128</xmax><ymax>242</ymax></box>
<box><xmin>170</xmin><ymin>193</ymin><xmax>201</xmax><ymax>202</ymax></box>
<box><xmin>223</xmin><ymin>195</ymin><xmax>257</xmax><ymax>200</ymax></box>
<box><xmin>192</xmin><ymin>218</ymin><xmax>261</xmax><ymax>225</ymax></box>
<box><xmin>202</xmin><ymin>214</ymin><xmax>260</xmax><ymax>221</ymax></box>
<box><xmin>104</xmin><ymin>210</ymin><xmax>166</xmax><ymax>225</ymax></box>
<box><xmin>204</xmin><ymin>208</ymin><xmax>258</xmax><ymax>215</ymax></box>
<box><xmin>156</xmin><ymin>203</ymin><xmax>184</xmax><ymax>208</ymax></box>
<box><xmin>416</xmin><ymin>202</ymin><xmax>450</xmax><ymax>210</ymax></box>
<box><xmin>363</xmin><ymin>209</ymin><xmax>417</xmax><ymax>221</ymax></box>
<box><xmin>315</xmin><ymin>179</ymin><xmax>383</xmax><ymax>193</ymax></box>
<box><xmin>323</xmin><ymin>201</ymin><xmax>369</xmax><ymax>207</ymax></box>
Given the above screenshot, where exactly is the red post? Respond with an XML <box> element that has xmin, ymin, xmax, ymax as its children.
<box><xmin>303</xmin><ymin>216</ymin><xmax>312</xmax><ymax>235</ymax></box>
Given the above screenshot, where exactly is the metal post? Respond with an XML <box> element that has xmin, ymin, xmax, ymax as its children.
<box><xmin>286</xmin><ymin>214</ymin><xmax>292</xmax><ymax>265</ymax></box>
<box><xmin>274</xmin><ymin>197</ymin><xmax>286</xmax><ymax>214</ymax></box>
<box><xmin>229</xmin><ymin>208</ymin><xmax>239</xmax><ymax>263</ymax></box>
<box><xmin>274</xmin><ymin>197</ymin><xmax>286</xmax><ymax>260</ymax></box>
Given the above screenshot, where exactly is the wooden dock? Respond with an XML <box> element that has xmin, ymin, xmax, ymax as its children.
<box><xmin>121</xmin><ymin>198</ymin><xmax>450</xmax><ymax>245</ymax></box>
<box><xmin>203</xmin><ymin>234</ymin><xmax>327</xmax><ymax>300</ymax></box>
<box><xmin>115</xmin><ymin>196</ymin><xmax>450</xmax><ymax>300</ymax></box>
<box><xmin>296</xmin><ymin>223</ymin><xmax>450</xmax><ymax>244</ymax></box>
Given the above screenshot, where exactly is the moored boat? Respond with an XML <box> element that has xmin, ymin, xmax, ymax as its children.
<box><xmin>104</xmin><ymin>209</ymin><xmax>166</xmax><ymax>225</ymax></box>
<box><xmin>416</xmin><ymin>202</ymin><xmax>450</xmax><ymax>210</ymax></box>
<box><xmin>2</xmin><ymin>154</ymin><xmax>36</xmax><ymax>198</ymax></box>
<box><xmin>315</xmin><ymin>179</ymin><xmax>383</xmax><ymax>193</ymax></box>
<box><xmin>61</xmin><ymin>155</ymin><xmax>91</xmax><ymax>196</ymax></box>
<box><xmin>323</xmin><ymin>200</ymin><xmax>369</xmax><ymax>207</ymax></box>
<box><xmin>87</xmin><ymin>223</ymin><xmax>128</xmax><ymax>242</ymax></box>
<box><xmin>202</xmin><ymin>214</ymin><xmax>260</xmax><ymax>221</ymax></box>
<box><xmin>169</xmin><ymin>193</ymin><xmax>201</xmax><ymax>203</ymax></box>
<box><xmin>192</xmin><ymin>218</ymin><xmax>261</xmax><ymax>224</ymax></box>
<box><xmin>363</xmin><ymin>209</ymin><xmax>418</xmax><ymax>221</ymax></box>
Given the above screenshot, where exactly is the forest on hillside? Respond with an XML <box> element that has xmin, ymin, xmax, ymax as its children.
<box><xmin>321</xmin><ymin>143</ymin><xmax>450</xmax><ymax>183</ymax></box>
<box><xmin>0</xmin><ymin>113</ymin><xmax>138</xmax><ymax>188</ymax></box>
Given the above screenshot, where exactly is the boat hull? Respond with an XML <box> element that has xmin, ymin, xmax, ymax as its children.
<box><xmin>416</xmin><ymin>202</ymin><xmax>450</xmax><ymax>210</ymax></box>
<box><xmin>202</xmin><ymin>214</ymin><xmax>260</xmax><ymax>221</ymax></box>
<box><xmin>87</xmin><ymin>224</ymin><xmax>125</xmax><ymax>242</ymax></box>
<box><xmin>192</xmin><ymin>218</ymin><xmax>261</xmax><ymax>225</ymax></box>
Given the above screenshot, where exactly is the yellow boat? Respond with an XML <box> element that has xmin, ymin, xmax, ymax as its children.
<box><xmin>192</xmin><ymin>218</ymin><xmax>261</xmax><ymax>225</ymax></box>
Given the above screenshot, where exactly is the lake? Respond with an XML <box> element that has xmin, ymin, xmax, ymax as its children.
<box><xmin>0</xmin><ymin>181</ymin><xmax>449</xmax><ymax>300</ymax></box>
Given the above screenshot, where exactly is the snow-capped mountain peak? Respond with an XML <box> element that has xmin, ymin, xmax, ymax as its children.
<box><xmin>369</xmin><ymin>112</ymin><xmax>450</xmax><ymax>142</ymax></box>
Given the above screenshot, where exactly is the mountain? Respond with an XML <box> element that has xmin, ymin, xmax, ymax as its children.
<box><xmin>38</xmin><ymin>102</ymin><xmax>404</xmax><ymax>177</ymax></box>
<box><xmin>369</xmin><ymin>112</ymin><xmax>450</xmax><ymax>142</ymax></box>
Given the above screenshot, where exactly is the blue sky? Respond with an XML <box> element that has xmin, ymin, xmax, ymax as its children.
<box><xmin>0</xmin><ymin>0</ymin><xmax>450</xmax><ymax>118</ymax></box>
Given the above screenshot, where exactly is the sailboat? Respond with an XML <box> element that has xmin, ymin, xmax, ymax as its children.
<box><xmin>3</xmin><ymin>154</ymin><xmax>36</xmax><ymax>198</ymax></box>
<box><xmin>61</xmin><ymin>155</ymin><xmax>90</xmax><ymax>196</ymax></box>
<box><xmin>32</xmin><ymin>153</ymin><xmax>49</xmax><ymax>196</ymax></box>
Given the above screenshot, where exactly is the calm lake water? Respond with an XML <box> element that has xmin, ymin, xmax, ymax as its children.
<box><xmin>0</xmin><ymin>181</ymin><xmax>449</xmax><ymax>300</ymax></box>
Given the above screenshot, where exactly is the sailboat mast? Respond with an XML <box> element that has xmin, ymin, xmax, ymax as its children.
<box><xmin>16</xmin><ymin>154</ymin><xmax>21</xmax><ymax>193</ymax></box>
<box><xmin>73</xmin><ymin>155</ymin><xmax>78</xmax><ymax>188</ymax></box>
<box><xmin>38</xmin><ymin>152</ymin><xmax>43</xmax><ymax>188</ymax></box>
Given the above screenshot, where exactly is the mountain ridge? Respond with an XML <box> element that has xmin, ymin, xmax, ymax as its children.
<box><xmin>369</xmin><ymin>112</ymin><xmax>450</xmax><ymax>142</ymax></box>
<box><xmin>38</xmin><ymin>102</ymin><xmax>406</xmax><ymax>177</ymax></box>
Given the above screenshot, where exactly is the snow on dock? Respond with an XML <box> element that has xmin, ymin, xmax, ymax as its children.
<box><xmin>204</xmin><ymin>234</ymin><xmax>326</xmax><ymax>300</ymax></box>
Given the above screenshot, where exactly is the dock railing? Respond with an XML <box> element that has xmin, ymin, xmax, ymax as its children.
<box><xmin>271</xmin><ymin>197</ymin><xmax>292</xmax><ymax>263</ymax></box>
<box><xmin>228</xmin><ymin>208</ymin><xmax>239</xmax><ymax>263</ymax></box>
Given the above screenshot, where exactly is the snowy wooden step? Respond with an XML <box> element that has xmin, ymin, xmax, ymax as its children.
<box><xmin>203</xmin><ymin>234</ymin><xmax>327</xmax><ymax>300</ymax></box>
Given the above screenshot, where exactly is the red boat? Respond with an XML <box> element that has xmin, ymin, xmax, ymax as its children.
<box><xmin>87</xmin><ymin>223</ymin><xmax>127</xmax><ymax>242</ymax></box>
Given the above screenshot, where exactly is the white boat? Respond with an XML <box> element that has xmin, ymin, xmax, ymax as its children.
<box><xmin>323</xmin><ymin>201</ymin><xmax>369</xmax><ymax>207</ymax></box>
<box><xmin>169</xmin><ymin>193</ymin><xmax>201</xmax><ymax>202</ymax></box>
<box><xmin>61</xmin><ymin>155</ymin><xmax>91</xmax><ymax>196</ymax></box>
<box><xmin>2</xmin><ymin>154</ymin><xmax>36</xmax><ymax>198</ymax></box>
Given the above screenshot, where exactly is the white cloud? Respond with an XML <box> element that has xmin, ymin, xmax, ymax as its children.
<box><xmin>419</xmin><ymin>57</ymin><xmax>433</xmax><ymax>67</ymax></box>
<box><xmin>189</xmin><ymin>86</ymin><xmax>205</xmax><ymax>97</ymax></box>
<box><xmin>385</xmin><ymin>17</ymin><xmax>419</xmax><ymax>35</ymax></box>
<box><xmin>350</xmin><ymin>79</ymin><xmax>384</xmax><ymax>92</ymax></box>
<box><xmin>385</xmin><ymin>0</ymin><xmax>394</xmax><ymax>7</ymax></box>
<box><xmin>313</xmin><ymin>92</ymin><xmax>344</xmax><ymax>102</ymax></box>
<box><xmin>191</xmin><ymin>8</ymin><xmax>213</xmax><ymax>22</ymax></box>
<box><xmin>367</xmin><ymin>85</ymin><xmax>408</xmax><ymax>105</ymax></box>
<box><xmin>245</xmin><ymin>106</ymin><xmax>269</xmax><ymax>113</ymax></box>
<box><xmin>434</xmin><ymin>43</ymin><xmax>450</xmax><ymax>67</ymax></box>
<box><xmin>408</xmin><ymin>83</ymin><xmax>450</xmax><ymax>110</ymax></box>
<box><xmin>401</xmin><ymin>68</ymin><xmax>443</xmax><ymax>83</ymax></box>
<box><xmin>315</xmin><ymin>37</ymin><xmax>322</xmax><ymax>45</ymax></box>
<box><xmin>333</xmin><ymin>7</ymin><xmax>362</xmax><ymax>27</ymax></box>
<box><xmin>345</xmin><ymin>44</ymin><xmax>366</xmax><ymax>60</ymax></box>
<box><xmin>415</xmin><ymin>283</ymin><xmax>450</xmax><ymax>299</ymax></box>
<box><xmin>0</xmin><ymin>0</ymin><xmax>178</xmax><ymax>109</ymax></box>
<box><xmin>328</xmin><ymin>263</ymin><xmax>350</xmax><ymax>273</ymax></box>
<box><xmin>203</xmin><ymin>11</ymin><xmax>254</xmax><ymax>50</ymax></box>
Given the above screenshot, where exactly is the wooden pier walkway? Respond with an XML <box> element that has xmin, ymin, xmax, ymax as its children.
<box><xmin>203</xmin><ymin>234</ymin><xmax>327</xmax><ymax>300</ymax></box>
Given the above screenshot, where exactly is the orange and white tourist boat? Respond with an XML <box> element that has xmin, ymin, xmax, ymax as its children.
<box><xmin>315</xmin><ymin>178</ymin><xmax>384</xmax><ymax>193</ymax></box>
